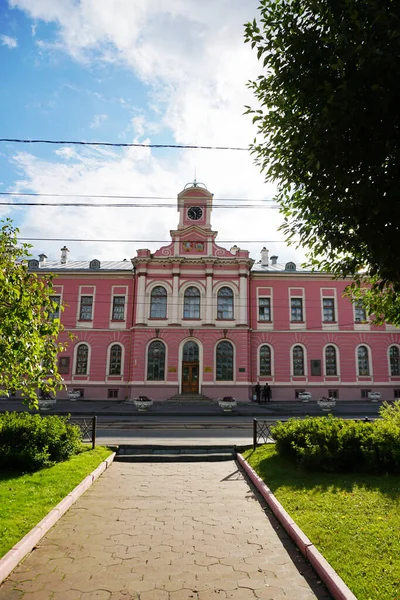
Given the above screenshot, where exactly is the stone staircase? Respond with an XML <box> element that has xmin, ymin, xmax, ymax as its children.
<box><xmin>115</xmin><ymin>444</ymin><xmax>236</xmax><ymax>463</ymax></box>
<box><xmin>167</xmin><ymin>393</ymin><xmax>215</xmax><ymax>404</ymax></box>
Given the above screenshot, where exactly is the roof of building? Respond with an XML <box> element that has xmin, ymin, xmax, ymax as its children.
<box><xmin>29</xmin><ymin>260</ymin><xmax>133</xmax><ymax>271</ymax></box>
<box><xmin>251</xmin><ymin>262</ymin><xmax>312</xmax><ymax>273</ymax></box>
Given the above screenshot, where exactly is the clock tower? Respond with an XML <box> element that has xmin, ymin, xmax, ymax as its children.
<box><xmin>177</xmin><ymin>180</ymin><xmax>213</xmax><ymax>230</ymax></box>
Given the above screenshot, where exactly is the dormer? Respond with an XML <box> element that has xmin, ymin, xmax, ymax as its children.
<box><xmin>285</xmin><ymin>261</ymin><xmax>296</xmax><ymax>271</ymax></box>
<box><xmin>89</xmin><ymin>259</ymin><xmax>101</xmax><ymax>270</ymax></box>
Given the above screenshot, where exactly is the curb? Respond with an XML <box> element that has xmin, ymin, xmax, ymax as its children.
<box><xmin>236</xmin><ymin>453</ymin><xmax>357</xmax><ymax>600</ymax></box>
<box><xmin>0</xmin><ymin>452</ymin><xmax>116</xmax><ymax>585</ymax></box>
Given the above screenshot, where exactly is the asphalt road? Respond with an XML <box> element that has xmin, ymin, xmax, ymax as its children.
<box><xmin>1</xmin><ymin>398</ymin><xmax>382</xmax><ymax>445</ymax></box>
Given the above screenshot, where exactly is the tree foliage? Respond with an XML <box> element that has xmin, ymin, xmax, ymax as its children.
<box><xmin>245</xmin><ymin>0</ymin><xmax>400</xmax><ymax>317</ymax></box>
<box><xmin>0</xmin><ymin>220</ymin><xmax>66</xmax><ymax>404</ymax></box>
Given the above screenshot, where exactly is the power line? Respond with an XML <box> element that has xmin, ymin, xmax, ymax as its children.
<box><xmin>19</xmin><ymin>237</ymin><xmax>294</xmax><ymax>243</ymax></box>
<box><xmin>0</xmin><ymin>191</ymin><xmax>277</xmax><ymax>203</ymax></box>
<box><xmin>0</xmin><ymin>138</ymin><xmax>248</xmax><ymax>151</ymax></box>
<box><xmin>1</xmin><ymin>201</ymin><xmax>279</xmax><ymax>209</ymax></box>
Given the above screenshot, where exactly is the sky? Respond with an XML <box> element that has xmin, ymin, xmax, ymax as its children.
<box><xmin>0</xmin><ymin>0</ymin><xmax>306</xmax><ymax>265</ymax></box>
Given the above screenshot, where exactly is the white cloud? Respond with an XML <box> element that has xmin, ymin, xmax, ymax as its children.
<box><xmin>89</xmin><ymin>113</ymin><xmax>108</xmax><ymax>129</ymax></box>
<box><xmin>1</xmin><ymin>35</ymin><xmax>18</xmax><ymax>48</ymax></box>
<box><xmin>7</xmin><ymin>0</ymin><xmax>307</xmax><ymax>265</ymax></box>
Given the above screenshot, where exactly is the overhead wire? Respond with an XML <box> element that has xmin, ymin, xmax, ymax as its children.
<box><xmin>0</xmin><ymin>138</ymin><xmax>248</xmax><ymax>151</ymax></box>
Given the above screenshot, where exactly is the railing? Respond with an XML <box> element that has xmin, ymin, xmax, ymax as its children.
<box><xmin>253</xmin><ymin>419</ymin><xmax>277</xmax><ymax>451</ymax></box>
<box><xmin>253</xmin><ymin>416</ymin><xmax>375</xmax><ymax>451</ymax></box>
<box><xmin>69</xmin><ymin>416</ymin><xmax>97</xmax><ymax>449</ymax></box>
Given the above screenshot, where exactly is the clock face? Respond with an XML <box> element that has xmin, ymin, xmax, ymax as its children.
<box><xmin>187</xmin><ymin>206</ymin><xmax>203</xmax><ymax>221</ymax></box>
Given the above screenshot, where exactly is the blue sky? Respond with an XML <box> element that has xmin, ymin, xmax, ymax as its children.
<box><xmin>0</xmin><ymin>0</ymin><xmax>304</xmax><ymax>265</ymax></box>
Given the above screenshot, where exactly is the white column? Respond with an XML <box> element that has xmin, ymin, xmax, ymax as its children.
<box><xmin>239</xmin><ymin>273</ymin><xmax>248</xmax><ymax>325</ymax></box>
<box><xmin>205</xmin><ymin>273</ymin><xmax>213</xmax><ymax>324</ymax></box>
<box><xmin>171</xmin><ymin>273</ymin><xmax>180</xmax><ymax>323</ymax></box>
<box><xmin>136</xmin><ymin>273</ymin><xmax>147</xmax><ymax>325</ymax></box>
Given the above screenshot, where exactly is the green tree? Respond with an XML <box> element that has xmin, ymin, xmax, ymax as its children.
<box><xmin>245</xmin><ymin>0</ymin><xmax>400</xmax><ymax>321</ymax></box>
<box><xmin>0</xmin><ymin>220</ymin><xmax>66</xmax><ymax>404</ymax></box>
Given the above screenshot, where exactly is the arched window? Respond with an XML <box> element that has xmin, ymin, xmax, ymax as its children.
<box><xmin>217</xmin><ymin>287</ymin><xmax>234</xmax><ymax>320</ymax></box>
<box><xmin>260</xmin><ymin>345</ymin><xmax>271</xmax><ymax>376</ymax></box>
<box><xmin>389</xmin><ymin>346</ymin><xmax>400</xmax><ymax>376</ymax></box>
<box><xmin>184</xmin><ymin>287</ymin><xmax>200</xmax><ymax>319</ymax></box>
<box><xmin>183</xmin><ymin>340</ymin><xmax>199</xmax><ymax>361</ymax></box>
<box><xmin>293</xmin><ymin>345</ymin><xmax>304</xmax><ymax>376</ymax></box>
<box><xmin>75</xmin><ymin>344</ymin><xmax>89</xmax><ymax>375</ymax></box>
<box><xmin>325</xmin><ymin>345</ymin><xmax>337</xmax><ymax>376</ymax></box>
<box><xmin>109</xmin><ymin>344</ymin><xmax>122</xmax><ymax>376</ymax></box>
<box><xmin>216</xmin><ymin>341</ymin><xmax>234</xmax><ymax>381</ymax></box>
<box><xmin>357</xmin><ymin>345</ymin><xmax>370</xmax><ymax>376</ymax></box>
<box><xmin>150</xmin><ymin>286</ymin><xmax>167</xmax><ymax>319</ymax></box>
<box><xmin>147</xmin><ymin>341</ymin><xmax>166</xmax><ymax>381</ymax></box>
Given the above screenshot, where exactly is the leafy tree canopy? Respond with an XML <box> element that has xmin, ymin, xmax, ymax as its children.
<box><xmin>245</xmin><ymin>0</ymin><xmax>400</xmax><ymax>321</ymax></box>
<box><xmin>0</xmin><ymin>220</ymin><xmax>66</xmax><ymax>404</ymax></box>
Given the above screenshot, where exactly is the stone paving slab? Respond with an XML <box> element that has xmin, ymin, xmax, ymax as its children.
<box><xmin>0</xmin><ymin>461</ymin><xmax>331</xmax><ymax>600</ymax></box>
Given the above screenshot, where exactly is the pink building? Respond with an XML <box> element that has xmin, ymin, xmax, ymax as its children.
<box><xmin>30</xmin><ymin>182</ymin><xmax>400</xmax><ymax>402</ymax></box>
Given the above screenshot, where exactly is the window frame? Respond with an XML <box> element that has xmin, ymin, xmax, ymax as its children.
<box><xmin>322</xmin><ymin>298</ymin><xmax>336</xmax><ymax>322</ymax></box>
<box><xmin>146</xmin><ymin>340</ymin><xmax>166</xmax><ymax>381</ymax></box>
<box><xmin>216</xmin><ymin>340</ymin><xmax>234</xmax><ymax>381</ymax></box>
<box><xmin>290</xmin><ymin>297</ymin><xmax>303</xmax><ymax>322</ymax></box>
<box><xmin>258</xmin><ymin>297</ymin><xmax>271</xmax><ymax>322</ymax></box>
<box><xmin>325</xmin><ymin>344</ymin><xmax>338</xmax><ymax>376</ymax></box>
<box><xmin>108</xmin><ymin>343</ymin><xmax>123</xmax><ymax>376</ymax></box>
<box><xmin>149</xmin><ymin>286</ymin><xmax>167</xmax><ymax>320</ymax></box>
<box><xmin>217</xmin><ymin>287</ymin><xmax>234</xmax><ymax>320</ymax></box>
<box><xmin>259</xmin><ymin>344</ymin><xmax>272</xmax><ymax>376</ymax></box>
<box><xmin>75</xmin><ymin>343</ymin><xmax>89</xmax><ymax>375</ymax></box>
<box><xmin>183</xmin><ymin>286</ymin><xmax>201</xmax><ymax>319</ymax></box>
<box><xmin>357</xmin><ymin>345</ymin><xmax>370</xmax><ymax>376</ymax></box>
<box><xmin>292</xmin><ymin>345</ymin><xmax>305</xmax><ymax>376</ymax></box>
<box><xmin>79</xmin><ymin>296</ymin><xmax>93</xmax><ymax>321</ymax></box>
<box><xmin>389</xmin><ymin>345</ymin><xmax>400</xmax><ymax>376</ymax></box>
<box><xmin>112</xmin><ymin>296</ymin><xmax>126</xmax><ymax>321</ymax></box>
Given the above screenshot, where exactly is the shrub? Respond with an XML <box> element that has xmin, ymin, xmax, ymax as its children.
<box><xmin>0</xmin><ymin>412</ymin><xmax>84</xmax><ymax>472</ymax></box>
<box><xmin>271</xmin><ymin>414</ymin><xmax>400</xmax><ymax>474</ymax></box>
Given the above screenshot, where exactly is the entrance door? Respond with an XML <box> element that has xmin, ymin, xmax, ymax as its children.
<box><xmin>182</xmin><ymin>361</ymin><xmax>199</xmax><ymax>393</ymax></box>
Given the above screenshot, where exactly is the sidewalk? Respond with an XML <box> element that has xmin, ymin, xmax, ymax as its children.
<box><xmin>0</xmin><ymin>461</ymin><xmax>331</xmax><ymax>600</ymax></box>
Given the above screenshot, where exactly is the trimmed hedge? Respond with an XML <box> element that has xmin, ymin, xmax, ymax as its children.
<box><xmin>0</xmin><ymin>412</ymin><xmax>84</xmax><ymax>472</ymax></box>
<box><xmin>271</xmin><ymin>402</ymin><xmax>400</xmax><ymax>474</ymax></box>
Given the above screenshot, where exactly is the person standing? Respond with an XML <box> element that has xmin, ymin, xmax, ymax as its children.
<box><xmin>263</xmin><ymin>383</ymin><xmax>271</xmax><ymax>402</ymax></box>
<box><xmin>255</xmin><ymin>382</ymin><xmax>261</xmax><ymax>403</ymax></box>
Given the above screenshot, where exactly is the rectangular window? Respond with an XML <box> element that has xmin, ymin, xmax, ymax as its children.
<box><xmin>258</xmin><ymin>298</ymin><xmax>271</xmax><ymax>321</ymax></box>
<box><xmin>58</xmin><ymin>356</ymin><xmax>70</xmax><ymax>374</ymax></box>
<box><xmin>328</xmin><ymin>389</ymin><xmax>339</xmax><ymax>399</ymax></box>
<box><xmin>107</xmin><ymin>389</ymin><xmax>119</xmax><ymax>399</ymax></box>
<box><xmin>323</xmin><ymin>298</ymin><xmax>335</xmax><ymax>322</ymax></box>
<box><xmin>394</xmin><ymin>389</ymin><xmax>400</xmax><ymax>399</ymax></box>
<box><xmin>354</xmin><ymin>300</ymin><xmax>367</xmax><ymax>322</ymax></box>
<box><xmin>79</xmin><ymin>296</ymin><xmax>93</xmax><ymax>321</ymax></box>
<box><xmin>291</xmin><ymin>298</ymin><xmax>303</xmax><ymax>321</ymax></box>
<box><xmin>361</xmin><ymin>389</ymin><xmax>371</xmax><ymax>399</ymax></box>
<box><xmin>112</xmin><ymin>296</ymin><xmax>125</xmax><ymax>320</ymax></box>
<box><xmin>49</xmin><ymin>295</ymin><xmax>61</xmax><ymax>320</ymax></box>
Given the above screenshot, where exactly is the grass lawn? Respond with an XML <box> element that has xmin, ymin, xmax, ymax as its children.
<box><xmin>0</xmin><ymin>446</ymin><xmax>113</xmax><ymax>558</ymax></box>
<box><xmin>243</xmin><ymin>444</ymin><xmax>400</xmax><ymax>600</ymax></box>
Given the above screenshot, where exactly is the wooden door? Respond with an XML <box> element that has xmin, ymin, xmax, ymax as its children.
<box><xmin>182</xmin><ymin>361</ymin><xmax>199</xmax><ymax>393</ymax></box>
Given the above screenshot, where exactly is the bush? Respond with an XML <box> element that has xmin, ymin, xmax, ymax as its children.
<box><xmin>271</xmin><ymin>411</ymin><xmax>400</xmax><ymax>474</ymax></box>
<box><xmin>0</xmin><ymin>412</ymin><xmax>84</xmax><ymax>472</ymax></box>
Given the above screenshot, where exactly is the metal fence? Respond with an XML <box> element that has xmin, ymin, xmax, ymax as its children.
<box><xmin>252</xmin><ymin>419</ymin><xmax>278</xmax><ymax>451</ymax></box>
<box><xmin>69</xmin><ymin>416</ymin><xmax>97</xmax><ymax>449</ymax></box>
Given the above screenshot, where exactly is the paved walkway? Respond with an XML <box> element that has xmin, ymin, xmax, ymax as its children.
<box><xmin>0</xmin><ymin>461</ymin><xmax>331</xmax><ymax>600</ymax></box>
